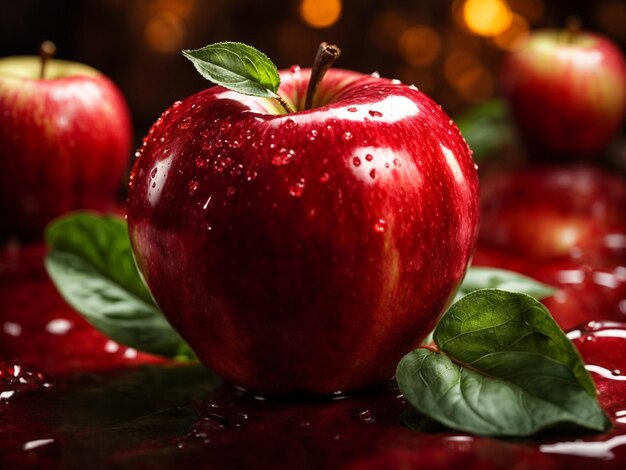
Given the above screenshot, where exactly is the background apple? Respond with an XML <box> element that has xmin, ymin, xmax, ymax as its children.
<box><xmin>500</xmin><ymin>27</ymin><xmax>626</xmax><ymax>159</ymax></box>
<box><xmin>0</xmin><ymin>46</ymin><xmax>132</xmax><ymax>239</ymax></box>
<box><xmin>475</xmin><ymin>165</ymin><xmax>626</xmax><ymax>330</ymax></box>
<box><xmin>127</xmin><ymin>67</ymin><xmax>480</xmax><ymax>394</ymax></box>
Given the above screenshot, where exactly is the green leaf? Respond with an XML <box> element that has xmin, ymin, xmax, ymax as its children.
<box><xmin>397</xmin><ymin>289</ymin><xmax>610</xmax><ymax>437</ymax></box>
<box><xmin>182</xmin><ymin>42</ymin><xmax>280</xmax><ymax>98</ymax></box>
<box><xmin>44</xmin><ymin>212</ymin><xmax>192</xmax><ymax>359</ymax></box>
<box><xmin>455</xmin><ymin>99</ymin><xmax>513</xmax><ymax>163</ymax></box>
<box><xmin>453</xmin><ymin>267</ymin><xmax>556</xmax><ymax>303</ymax></box>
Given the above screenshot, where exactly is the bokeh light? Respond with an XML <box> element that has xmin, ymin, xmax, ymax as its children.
<box><xmin>398</xmin><ymin>25</ymin><xmax>441</xmax><ymax>66</ymax></box>
<box><xmin>491</xmin><ymin>13</ymin><xmax>529</xmax><ymax>50</ymax></box>
<box><xmin>462</xmin><ymin>0</ymin><xmax>513</xmax><ymax>37</ymax></box>
<box><xmin>300</xmin><ymin>0</ymin><xmax>342</xmax><ymax>29</ymax></box>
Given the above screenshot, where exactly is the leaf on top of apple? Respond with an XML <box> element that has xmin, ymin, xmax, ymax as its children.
<box><xmin>182</xmin><ymin>42</ymin><xmax>280</xmax><ymax>99</ymax></box>
<box><xmin>453</xmin><ymin>266</ymin><xmax>556</xmax><ymax>304</ymax></box>
<box><xmin>397</xmin><ymin>289</ymin><xmax>610</xmax><ymax>437</ymax></box>
<box><xmin>44</xmin><ymin>212</ymin><xmax>195</xmax><ymax>360</ymax></box>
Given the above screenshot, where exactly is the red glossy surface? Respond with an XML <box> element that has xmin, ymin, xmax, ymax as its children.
<box><xmin>0</xmin><ymin>71</ymin><xmax>132</xmax><ymax>239</ymax></box>
<box><xmin>0</xmin><ymin>243</ymin><xmax>165</xmax><ymax>373</ymax></box>
<box><xmin>127</xmin><ymin>69</ymin><xmax>480</xmax><ymax>394</ymax></box>
<box><xmin>476</xmin><ymin>165</ymin><xmax>626</xmax><ymax>330</ymax></box>
<box><xmin>500</xmin><ymin>29</ymin><xmax>626</xmax><ymax>158</ymax></box>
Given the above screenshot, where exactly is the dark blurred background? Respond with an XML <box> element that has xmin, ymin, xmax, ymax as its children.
<box><xmin>2</xmin><ymin>0</ymin><xmax>625</xmax><ymax>139</ymax></box>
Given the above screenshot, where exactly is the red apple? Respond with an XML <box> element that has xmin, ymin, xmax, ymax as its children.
<box><xmin>127</xmin><ymin>67</ymin><xmax>480</xmax><ymax>394</ymax></box>
<box><xmin>0</xmin><ymin>51</ymin><xmax>132</xmax><ymax>239</ymax></box>
<box><xmin>475</xmin><ymin>165</ymin><xmax>626</xmax><ymax>330</ymax></box>
<box><xmin>500</xmin><ymin>28</ymin><xmax>626</xmax><ymax>158</ymax></box>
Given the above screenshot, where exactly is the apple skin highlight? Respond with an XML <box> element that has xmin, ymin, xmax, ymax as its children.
<box><xmin>0</xmin><ymin>57</ymin><xmax>132</xmax><ymax>239</ymax></box>
<box><xmin>127</xmin><ymin>68</ymin><xmax>480</xmax><ymax>394</ymax></box>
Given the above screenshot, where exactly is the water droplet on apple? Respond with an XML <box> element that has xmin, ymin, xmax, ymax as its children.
<box><xmin>613</xmin><ymin>369</ymin><xmax>622</xmax><ymax>376</ymax></box>
<box><xmin>307</xmin><ymin>129</ymin><xmax>318</xmax><ymax>141</ymax></box>
<box><xmin>283</xmin><ymin>118</ymin><xmax>297</xmax><ymax>129</ymax></box>
<box><xmin>319</xmin><ymin>172</ymin><xmax>330</xmax><ymax>183</ymax></box>
<box><xmin>369</xmin><ymin>110</ymin><xmax>382</xmax><ymax>118</ymax></box>
<box><xmin>272</xmin><ymin>148</ymin><xmax>295</xmax><ymax>167</ymax></box>
<box><xmin>201</xmin><ymin>222</ymin><xmax>212</xmax><ymax>231</ymax></box>
<box><xmin>188</xmin><ymin>180</ymin><xmax>199</xmax><ymax>194</ymax></box>
<box><xmin>352</xmin><ymin>156</ymin><xmax>361</xmax><ymax>167</ymax></box>
<box><xmin>341</xmin><ymin>131</ymin><xmax>353</xmax><ymax>142</ymax></box>
<box><xmin>393</xmin><ymin>159</ymin><xmax>402</xmax><ymax>167</ymax></box>
<box><xmin>230</xmin><ymin>164</ymin><xmax>243</xmax><ymax>178</ymax></box>
<box><xmin>202</xmin><ymin>196</ymin><xmax>212</xmax><ymax>210</ymax></box>
<box><xmin>290</xmin><ymin>64</ymin><xmax>301</xmax><ymax>74</ymax></box>
<box><xmin>230</xmin><ymin>140</ymin><xmax>242</xmax><ymax>149</ymax></box>
<box><xmin>195</xmin><ymin>157</ymin><xmax>207</xmax><ymax>168</ymax></box>
<box><xmin>369</xmin><ymin>169</ymin><xmax>377</xmax><ymax>179</ymax></box>
<box><xmin>0</xmin><ymin>360</ymin><xmax>54</xmax><ymax>407</ymax></box>
<box><xmin>347</xmin><ymin>107</ymin><xmax>357</xmax><ymax>113</ymax></box>
<box><xmin>244</xmin><ymin>129</ymin><xmax>253</xmax><ymax>140</ymax></box>
<box><xmin>289</xmin><ymin>179</ymin><xmax>305</xmax><ymax>197</ymax></box>
<box><xmin>474</xmin><ymin>163</ymin><xmax>479</xmax><ymax>170</ymax></box>
<box><xmin>151</xmin><ymin>182</ymin><xmax>156</xmax><ymax>188</ymax></box>
<box><xmin>370</xmin><ymin>71</ymin><xmax>380</xmax><ymax>78</ymax></box>
<box><xmin>219</xmin><ymin>122</ymin><xmax>231</xmax><ymax>132</ymax></box>
<box><xmin>246</xmin><ymin>169</ymin><xmax>258</xmax><ymax>181</ymax></box>
<box><xmin>374</xmin><ymin>218</ymin><xmax>386</xmax><ymax>233</ymax></box>
<box><xmin>172</xmin><ymin>100</ymin><xmax>182</xmax><ymax>108</ymax></box>
<box><xmin>178</xmin><ymin>117</ymin><xmax>192</xmax><ymax>129</ymax></box>
<box><xmin>391</xmin><ymin>78</ymin><xmax>401</xmax><ymax>84</ymax></box>
<box><xmin>162</xmin><ymin>146</ymin><xmax>170</xmax><ymax>154</ymax></box>
<box><xmin>226</xmin><ymin>186</ymin><xmax>236</xmax><ymax>196</ymax></box>
<box><xmin>409</xmin><ymin>84</ymin><xmax>418</xmax><ymax>91</ymax></box>
<box><xmin>365</xmin><ymin>154</ymin><xmax>373</xmax><ymax>161</ymax></box>
<box><xmin>134</xmin><ymin>151</ymin><xmax>142</xmax><ymax>158</ymax></box>
<box><xmin>150</xmin><ymin>168</ymin><xmax>158</xmax><ymax>178</ymax></box>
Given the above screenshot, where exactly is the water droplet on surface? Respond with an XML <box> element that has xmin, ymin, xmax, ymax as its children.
<box><xmin>347</xmin><ymin>107</ymin><xmax>357</xmax><ymax>113</ymax></box>
<box><xmin>474</xmin><ymin>163</ymin><xmax>479</xmax><ymax>170</ymax></box>
<box><xmin>393</xmin><ymin>158</ymin><xmax>402</xmax><ymax>167</ymax></box>
<box><xmin>150</xmin><ymin>168</ymin><xmax>158</xmax><ymax>178</ymax></box>
<box><xmin>409</xmin><ymin>84</ymin><xmax>418</xmax><ymax>91</ymax></box>
<box><xmin>283</xmin><ymin>118</ymin><xmax>297</xmax><ymax>129</ymax></box>
<box><xmin>352</xmin><ymin>156</ymin><xmax>361</xmax><ymax>167</ymax></box>
<box><xmin>230</xmin><ymin>140</ymin><xmax>242</xmax><ymax>149</ymax></box>
<box><xmin>391</xmin><ymin>78</ymin><xmax>401</xmax><ymax>84</ymax></box>
<box><xmin>195</xmin><ymin>156</ymin><xmax>207</xmax><ymax>168</ymax></box>
<box><xmin>341</xmin><ymin>131</ymin><xmax>353</xmax><ymax>142</ymax></box>
<box><xmin>0</xmin><ymin>360</ymin><xmax>53</xmax><ymax>407</ymax></box>
<box><xmin>226</xmin><ymin>186</ymin><xmax>236</xmax><ymax>197</ymax></box>
<box><xmin>151</xmin><ymin>182</ymin><xmax>156</xmax><ymax>188</ymax></box>
<box><xmin>230</xmin><ymin>164</ymin><xmax>243</xmax><ymax>178</ymax></box>
<box><xmin>613</xmin><ymin>369</ymin><xmax>622</xmax><ymax>376</ymax></box>
<box><xmin>234</xmin><ymin>412</ymin><xmax>249</xmax><ymax>426</ymax></box>
<box><xmin>272</xmin><ymin>148</ymin><xmax>296</xmax><ymax>167</ymax></box>
<box><xmin>369</xmin><ymin>110</ymin><xmax>383</xmax><ymax>118</ymax></box>
<box><xmin>188</xmin><ymin>180</ymin><xmax>199</xmax><ymax>195</ymax></box>
<box><xmin>290</xmin><ymin>64</ymin><xmax>301</xmax><ymax>74</ymax></box>
<box><xmin>178</xmin><ymin>117</ymin><xmax>192</xmax><ymax>129</ymax></box>
<box><xmin>307</xmin><ymin>129</ymin><xmax>318</xmax><ymax>141</ymax></box>
<box><xmin>369</xmin><ymin>169</ymin><xmax>377</xmax><ymax>179</ymax></box>
<box><xmin>172</xmin><ymin>100</ymin><xmax>182</xmax><ymax>107</ymax></box>
<box><xmin>201</xmin><ymin>222</ymin><xmax>212</xmax><ymax>231</ymax></box>
<box><xmin>319</xmin><ymin>172</ymin><xmax>330</xmax><ymax>183</ymax></box>
<box><xmin>353</xmin><ymin>409</ymin><xmax>375</xmax><ymax>423</ymax></box>
<box><xmin>134</xmin><ymin>151</ymin><xmax>141</xmax><ymax>158</ymax></box>
<box><xmin>370</xmin><ymin>71</ymin><xmax>380</xmax><ymax>78</ymax></box>
<box><xmin>219</xmin><ymin>122</ymin><xmax>231</xmax><ymax>132</ymax></box>
<box><xmin>289</xmin><ymin>179</ymin><xmax>306</xmax><ymax>197</ymax></box>
<box><xmin>365</xmin><ymin>154</ymin><xmax>373</xmax><ymax>162</ymax></box>
<box><xmin>374</xmin><ymin>218</ymin><xmax>387</xmax><ymax>233</ymax></box>
<box><xmin>246</xmin><ymin>169</ymin><xmax>258</xmax><ymax>181</ymax></box>
<box><xmin>162</xmin><ymin>145</ymin><xmax>170</xmax><ymax>154</ymax></box>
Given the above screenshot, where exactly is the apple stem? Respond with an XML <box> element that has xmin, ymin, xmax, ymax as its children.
<box><xmin>274</xmin><ymin>93</ymin><xmax>294</xmax><ymax>114</ymax></box>
<box><xmin>39</xmin><ymin>40</ymin><xmax>57</xmax><ymax>79</ymax></box>
<box><xmin>565</xmin><ymin>16</ymin><xmax>581</xmax><ymax>43</ymax></box>
<box><xmin>304</xmin><ymin>42</ymin><xmax>341</xmax><ymax>110</ymax></box>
